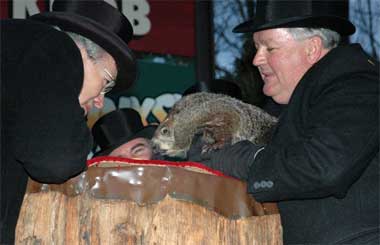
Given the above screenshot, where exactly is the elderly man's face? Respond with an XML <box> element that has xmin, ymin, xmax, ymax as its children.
<box><xmin>78</xmin><ymin>48</ymin><xmax>117</xmax><ymax>115</ymax></box>
<box><xmin>109</xmin><ymin>137</ymin><xmax>153</xmax><ymax>160</ymax></box>
<box><xmin>253</xmin><ymin>28</ymin><xmax>313</xmax><ymax>104</ymax></box>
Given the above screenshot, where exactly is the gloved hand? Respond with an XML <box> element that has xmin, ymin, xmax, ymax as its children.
<box><xmin>187</xmin><ymin>134</ymin><xmax>264</xmax><ymax>181</ymax></box>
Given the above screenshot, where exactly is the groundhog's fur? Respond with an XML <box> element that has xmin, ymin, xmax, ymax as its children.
<box><xmin>152</xmin><ymin>92</ymin><xmax>278</xmax><ymax>158</ymax></box>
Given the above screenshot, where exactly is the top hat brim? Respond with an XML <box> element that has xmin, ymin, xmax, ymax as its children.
<box><xmin>30</xmin><ymin>12</ymin><xmax>137</xmax><ymax>94</ymax></box>
<box><xmin>93</xmin><ymin>125</ymin><xmax>157</xmax><ymax>157</ymax></box>
<box><xmin>233</xmin><ymin>15</ymin><xmax>356</xmax><ymax>36</ymax></box>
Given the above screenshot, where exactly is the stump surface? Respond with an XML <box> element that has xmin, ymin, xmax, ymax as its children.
<box><xmin>16</xmin><ymin>158</ymin><xmax>282</xmax><ymax>244</ymax></box>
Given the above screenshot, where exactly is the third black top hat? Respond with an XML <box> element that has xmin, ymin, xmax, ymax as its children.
<box><xmin>233</xmin><ymin>0</ymin><xmax>355</xmax><ymax>36</ymax></box>
<box><xmin>92</xmin><ymin>108</ymin><xmax>157</xmax><ymax>156</ymax></box>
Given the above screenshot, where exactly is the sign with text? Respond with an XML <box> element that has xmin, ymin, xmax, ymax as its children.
<box><xmin>0</xmin><ymin>0</ymin><xmax>195</xmax><ymax>57</ymax></box>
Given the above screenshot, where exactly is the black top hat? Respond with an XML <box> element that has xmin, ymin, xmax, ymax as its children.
<box><xmin>30</xmin><ymin>0</ymin><xmax>137</xmax><ymax>93</ymax></box>
<box><xmin>233</xmin><ymin>0</ymin><xmax>355</xmax><ymax>36</ymax></box>
<box><xmin>92</xmin><ymin>108</ymin><xmax>157</xmax><ymax>156</ymax></box>
<box><xmin>183</xmin><ymin>79</ymin><xmax>243</xmax><ymax>100</ymax></box>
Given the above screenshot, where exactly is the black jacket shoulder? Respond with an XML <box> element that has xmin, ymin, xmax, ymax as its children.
<box><xmin>2</xmin><ymin>19</ymin><xmax>91</xmax><ymax>183</ymax></box>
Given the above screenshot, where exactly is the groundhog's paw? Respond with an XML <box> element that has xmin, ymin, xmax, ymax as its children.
<box><xmin>201</xmin><ymin>142</ymin><xmax>224</xmax><ymax>154</ymax></box>
<box><xmin>202</xmin><ymin>130</ymin><xmax>216</xmax><ymax>144</ymax></box>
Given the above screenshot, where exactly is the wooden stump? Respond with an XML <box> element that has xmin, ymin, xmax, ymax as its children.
<box><xmin>16</xmin><ymin>158</ymin><xmax>282</xmax><ymax>244</ymax></box>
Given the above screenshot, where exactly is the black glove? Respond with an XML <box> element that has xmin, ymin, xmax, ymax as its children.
<box><xmin>187</xmin><ymin>135</ymin><xmax>264</xmax><ymax>181</ymax></box>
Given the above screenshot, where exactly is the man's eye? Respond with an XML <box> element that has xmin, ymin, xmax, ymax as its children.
<box><xmin>267</xmin><ymin>47</ymin><xmax>275</xmax><ymax>52</ymax></box>
<box><xmin>132</xmin><ymin>147</ymin><xmax>146</xmax><ymax>155</ymax></box>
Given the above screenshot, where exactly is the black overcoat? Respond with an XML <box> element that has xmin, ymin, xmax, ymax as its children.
<box><xmin>1</xmin><ymin>19</ymin><xmax>92</xmax><ymax>243</ymax></box>
<box><xmin>248</xmin><ymin>44</ymin><xmax>379</xmax><ymax>244</ymax></box>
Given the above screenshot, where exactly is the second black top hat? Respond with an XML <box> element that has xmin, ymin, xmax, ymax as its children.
<box><xmin>92</xmin><ymin>108</ymin><xmax>157</xmax><ymax>156</ymax></box>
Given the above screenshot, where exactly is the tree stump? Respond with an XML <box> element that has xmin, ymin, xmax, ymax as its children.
<box><xmin>15</xmin><ymin>158</ymin><xmax>282</xmax><ymax>244</ymax></box>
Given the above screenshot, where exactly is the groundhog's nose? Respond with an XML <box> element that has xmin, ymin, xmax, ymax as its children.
<box><xmin>151</xmin><ymin>140</ymin><xmax>161</xmax><ymax>154</ymax></box>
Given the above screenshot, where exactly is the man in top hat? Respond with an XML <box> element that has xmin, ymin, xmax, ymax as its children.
<box><xmin>91</xmin><ymin>108</ymin><xmax>157</xmax><ymax>160</ymax></box>
<box><xmin>189</xmin><ymin>0</ymin><xmax>379</xmax><ymax>243</ymax></box>
<box><xmin>1</xmin><ymin>1</ymin><xmax>136</xmax><ymax>243</ymax></box>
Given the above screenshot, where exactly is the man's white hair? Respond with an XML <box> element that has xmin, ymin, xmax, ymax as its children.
<box><xmin>286</xmin><ymin>27</ymin><xmax>341</xmax><ymax>49</ymax></box>
<box><xmin>66</xmin><ymin>32</ymin><xmax>107</xmax><ymax>62</ymax></box>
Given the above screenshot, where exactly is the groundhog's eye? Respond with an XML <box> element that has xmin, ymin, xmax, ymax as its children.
<box><xmin>160</xmin><ymin>127</ymin><xmax>169</xmax><ymax>136</ymax></box>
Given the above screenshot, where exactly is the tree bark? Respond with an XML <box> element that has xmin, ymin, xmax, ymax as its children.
<box><xmin>16</xmin><ymin>159</ymin><xmax>283</xmax><ymax>244</ymax></box>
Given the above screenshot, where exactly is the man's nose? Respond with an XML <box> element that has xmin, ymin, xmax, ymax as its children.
<box><xmin>252</xmin><ymin>49</ymin><xmax>265</xmax><ymax>67</ymax></box>
<box><xmin>151</xmin><ymin>141</ymin><xmax>162</xmax><ymax>154</ymax></box>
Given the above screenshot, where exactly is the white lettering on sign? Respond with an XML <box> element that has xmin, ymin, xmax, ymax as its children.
<box><xmin>151</xmin><ymin>93</ymin><xmax>182</xmax><ymax>121</ymax></box>
<box><xmin>13</xmin><ymin>0</ymin><xmax>40</xmax><ymax>18</ymax></box>
<box><xmin>10</xmin><ymin>0</ymin><xmax>151</xmax><ymax>36</ymax></box>
<box><xmin>122</xmin><ymin>0</ymin><xmax>151</xmax><ymax>35</ymax></box>
<box><xmin>118</xmin><ymin>96</ymin><xmax>155</xmax><ymax>125</ymax></box>
<box><xmin>87</xmin><ymin>93</ymin><xmax>182</xmax><ymax>127</ymax></box>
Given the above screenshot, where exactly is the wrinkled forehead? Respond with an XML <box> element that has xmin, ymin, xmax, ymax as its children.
<box><xmin>118</xmin><ymin>137</ymin><xmax>151</xmax><ymax>151</ymax></box>
<box><xmin>253</xmin><ymin>28</ymin><xmax>293</xmax><ymax>45</ymax></box>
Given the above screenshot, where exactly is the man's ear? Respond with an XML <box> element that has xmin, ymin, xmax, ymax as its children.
<box><xmin>305</xmin><ymin>36</ymin><xmax>324</xmax><ymax>64</ymax></box>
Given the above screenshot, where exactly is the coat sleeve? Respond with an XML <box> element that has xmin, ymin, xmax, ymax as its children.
<box><xmin>248</xmin><ymin>74</ymin><xmax>379</xmax><ymax>202</ymax></box>
<box><xmin>9</xmin><ymin>28</ymin><xmax>92</xmax><ymax>184</ymax></box>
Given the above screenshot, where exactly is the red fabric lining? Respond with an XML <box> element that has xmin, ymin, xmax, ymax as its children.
<box><xmin>87</xmin><ymin>156</ymin><xmax>228</xmax><ymax>178</ymax></box>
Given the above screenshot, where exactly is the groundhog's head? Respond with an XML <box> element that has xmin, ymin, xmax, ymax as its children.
<box><xmin>151</xmin><ymin>93</ymin><xmax>215</xmax><ymax>158</ymax></box>
<box><xmin>151</xmin><ymin>109</ymin><xmax>192</xmax><ymax>158</ymax></box>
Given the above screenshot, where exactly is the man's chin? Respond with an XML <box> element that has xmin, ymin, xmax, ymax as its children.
<box><xmin>263</xmin><ymin>87</ymin><xmax>275</xmax><ymax>98</ymax></box>
<box><xmin>80</xmin><ymin>104</ymin><xmax>92</xmax><ymax>116</ymax></box>
<box><xmin>263</xmin><ymin>89</ymin><xmax>286</xmax><ymax>104</ymax></box>
<box><xmin>271</xmin><ymin>94</ymin><xmax>289</xmax><ymax>105</ymax></box>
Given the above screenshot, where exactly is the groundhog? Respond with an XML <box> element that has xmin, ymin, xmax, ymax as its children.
<box><xmin>151</xmin><ymin>92</ymin><xmax>278</xmax><ymax>158</ymax></box>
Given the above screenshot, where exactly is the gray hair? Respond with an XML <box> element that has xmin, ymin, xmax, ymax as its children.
<box><xmin>66</xmin><ymin>32</ymin><xmax>107</xmax><ymax>62</ymax></box>
<box><xmin>286</xmin><ymin>27</ymin><xmax>341</xmax><ymax>49</ymax></box>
